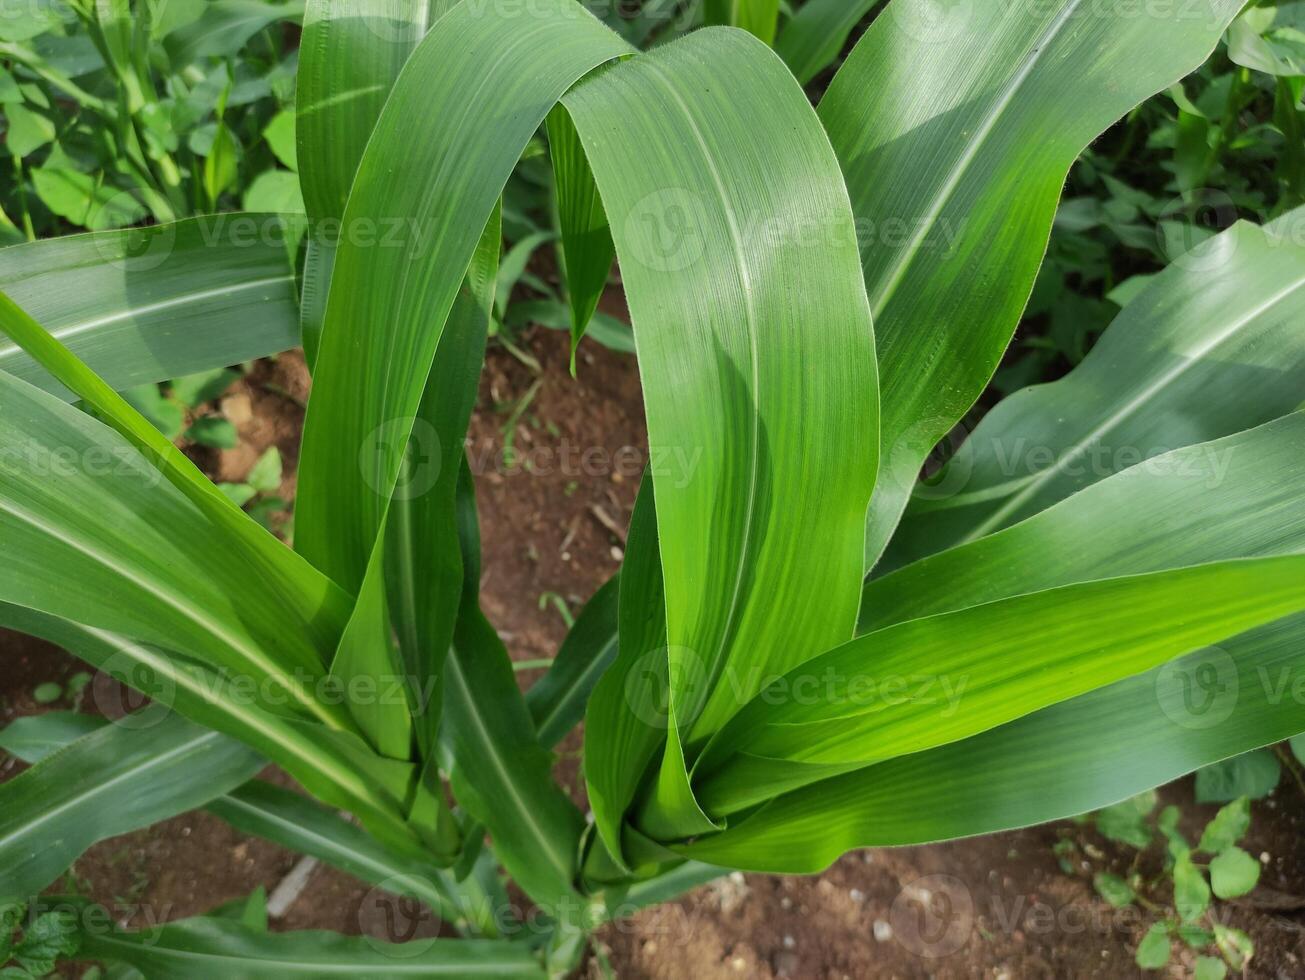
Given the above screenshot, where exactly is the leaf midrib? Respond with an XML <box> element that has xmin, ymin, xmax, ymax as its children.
<box><xmin>862</xmin><ymin>0</ymin><xmax>1086</xmax><ymax>317</ymax></box>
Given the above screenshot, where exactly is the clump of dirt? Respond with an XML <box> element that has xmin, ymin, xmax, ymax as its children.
<box><xmin>3</xmin><ymin>328</ymin><xmax>1305</xmax><ymax>979</ymax></box>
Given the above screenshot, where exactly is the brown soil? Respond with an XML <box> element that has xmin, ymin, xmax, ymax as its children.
<box><xmin>4</xmin><ymin>328</ymin><xmax>1305</xmax><ymax>979</ymax></box>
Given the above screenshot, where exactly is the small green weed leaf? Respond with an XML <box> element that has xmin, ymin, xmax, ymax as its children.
<box><xmin>66</xmin><ymin>672</ymin><xmax>91</xmax><ymax>697</ymax></box>
<box><xmin>0</xmin><ymin>902</ymin><xmax>23</xmax><ymax>961</ymax></box>
<box><xmin>1178</xmin><ymin>924</ymin><xmax>1215</xmax><ymax>948</ymax></box>
<box><xmin>1290</xmin><ymin>734</ymin><xmax>1305</xmax><ymax>765</ymax></box>
<box><xmin>218</xmin><ymin>483</ymin><xmax>257</xmax><ymax>507</ymax></box>
<box><xmin>13</xmin><ymin>909</ymin><xmax>80</xmax><ymax>976</ymax></box>
<box><xmin>31</xmin><ymin>682</ymin><xmax>61</xmax><ymax>705</ymax></box>
<box><xmin>4</xmin><ymin>104</ymin><xmax>54</xmax><ymax>158</ymax></box>
<box><xmin>1174</xmin><ymin>852</ymin><xmax>1211</xmax><ymax>923</ymax></box>
<box><xmin>120</xmin><ymin>384</ymin><xmax>184</xmax><ymax>440</ymax></box>
<box><xmin>1209</xmin><ymin>846</ymin><xmax>1261</xmax><ymax>899</ymax></box>
<box><xmin>242</xmin><ymin>170</ymin><xmax>304</xmax><ymax>213</ymax></box>
<box><xmin>1198</xmin><ymin>797</ymin><xmax>1251</xmax><ymax>854</ymax></box>
<box><xmin>1194</xmin><ymin>956</ymin><xmax>1227</xmax><ymax>980</ymax></box>
<box><xmin>1135</xmin><ymin>922</ymin><xmax>1172</xmax><ymax>970</ymax></box>
<box><xmin>1096</xmin><ymin>791</ymin><xmax>1157</xmax><ymax>848</ymax></box>
<box><xmin>170</xmin><ymin>369</ymin><xmax>239</xmax><ymax>408</ymax></box>
<box><xmin>262</xmin><ymin>111</ymin><xmax>297</xmax><ymax>171</ymax></box>
<box><xmin>185</xmin><ymin>417</ymin><xmax>238</xmax><ymax>449</ymax></box>
<box><xmin>30</xmin><ymin>170</ymin><xmax>145</xmax><ymax>230</ymax></box>
<box><xmin>1093</xmin><ymin>872</ymin><xmax>1135</xmax><ymax>908</ymax></box>
<box><xmin>1196</xmin><ymin>751</ymin><xmax>1281</xmax><ymax>803</ymax></box>
<box><xmin>1156</xmin><ymin>804</ymin><xmax>1189</xmax><ymax>861</ymax></box>
<box><xmin>1214</xmin><ymin>924</ymin><xmax>1254</xmax><ymax>970</ymax></box>
<box><xmin>246</xmin><ymin>448</ymin><xmax>282</xmax><ymax>494</ymax></box>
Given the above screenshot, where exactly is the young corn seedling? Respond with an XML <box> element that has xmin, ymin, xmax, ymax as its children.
<box><xmin>3</xmin><ymin>0</ymin><xmax>1305</xmax><ymax>975</ymax></box>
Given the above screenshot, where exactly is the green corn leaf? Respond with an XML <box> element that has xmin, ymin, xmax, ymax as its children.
<box><xmin>0</xmin><ymin>606</ymin><xmax>424</xmax><ymax>860</ymax></box>
<box><xmin>0</xmin><ymin>372</ymin><xmax>350</xmax><ymax>728</ymax></box>
<box><xmin>885</xmin><ymin>219</ymin><xmax>1305</xmax><ymax>570</ymax></box>
<box><xmin>331</xmin><ymin>204</ymin><xmax>502</xmax><ymax>763</ymax></box>
<box><xmin>0</xmin><ymin>216</ymin><xmax>301</xmax><ymax>398</ymax></box>
<box><xmin>696</xmin><ymin>555</ymin><xmax>1305</xmax><ymax>814</ymax></box>
<box><xmin>819</xmin><ymin>0</ymin><xmax>1245</xmax><ymax>570</ymax></box>
<box><xmin>546</xmin><ymin>105</ymin><xmax>614</xmax><ymax>368</ymax></box>
<box><xmin>0</xmin><ymin>713</ymin><xmax>502</xmax><ymax>936</ymax></box>
<box><xmin>583</xmin><ymin>478</ymin><xmax>671</xmax><ymax>872</ymax></box>
<box><xmin>207</xmin><ymin>782</ymin><xmax>506</xmax><ymax>938</ymax></box>
<box><xmin>77</xmin><ymin>916</ymin><xmax>545</xmax><ymax>979</ymax></box>
<box><xmin>564</xmin><ymin>27</ymin><xmax>878</xmax><ymax>756</ymax></box>
<box><xmin>0</xmin><ymin>710</ymin><xmax>263</xmax><ymax>902</ymax></box>
<box><xmin>672</xmin><ymin>420</ymin><xmax>1305</xmax><ymax>871</ymax></box>
<box><xmin>442</xmin><ymin>462</ymin><xmax>587</xmax><ymax>913</ymax></box>
<box><xmin>526</xmin><ymin>573</ymin><xmax>620</xmax><ymax>748</ymax></box>
<box><xmin>863</xmin><ymin>414</ymin><xmax>1305</xmax><ymax>632</ymax></box>
<box><xmin>703</xmin><ymin>0</ymin><xmax>780</xmax><ymax>43</ymax></box>
<box><xmin>295</xmin><ymin>0</ymin><xmax>631</xmax><ymax>593</ymax></box>
<box><xmin>774</xmin><ymin>0</ymin><xmax>878</xmax><ymax>84</ymax></box>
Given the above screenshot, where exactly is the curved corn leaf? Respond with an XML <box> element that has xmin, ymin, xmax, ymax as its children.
<box><xmin>676</xmin><ymin>417</ymin><xmax>1305</xmax><ymax>871</ymax></box>
<box><xmin>774</xmin><ymin>0</ymin><xmax>878</xmax><ymax>84</ymax></box>
<box><xmin>0</xmin><ymin>603</ymin><xmax>427</xmax><ymax>859</ymax></box>
<box><xmin>1</xmin><ymin>713</ymin><xmax>502</xmax><ymax>936</ymax></box>
<box><xmin>563</xmin><ymin>27</ymin><xmax>878</xmax><ymax>758</ymax></box>
<box><xmin>295</xmin><ymin>0</ymin><xmax>631</xmax><ymax>592</ymax></box>
<box><xmin>864</xmin><ymin>414</ymin><xmax>1305</xmax><ymax>630</ymax></box>
<box><xmin>0</xmin><ymin>216</ymin><xmax>301</xmax><ymax>398</ymax></box>
<box><xmin>163</xmin><ymin>0</ymin><xmax>305</xmax><ymax>68</ymax></box>
<box><xmin>884</xmin><ymin>220</ymin><xmax>1305</xmax><ymax>570</ymax></box>
<box><xmin>295</xmin><ymin>0</ymin><xmax>454</xmax><ymax>363</ymax></box>
<box><xmin>820</xmin><ymin>0</ymin><xmax>1245</xmax><ymax>569</ymax></box>
<box><xmin>526</xmin><ymin>573</ymin><xmax>620</xmax><ymax>748</ymax></box>
<box><xmin>0</xmin><ymin>710</ymin><xmax>263</xmax><ymax>902</ymax></box>
<box><xmin>677</xmin><ymin>609</ymin><xmax>1305</xmax><ymax>871</ymax></box>
<box><xmin>79</xmin><ymin>917</ymin><xmax>544</xmax><ymax>979</ymax></box>
<box><xmin>0</xmin><ymin>372</ymin><xmax>345</xmax><ymax>725</ymax></box>
<box><xmin>583</xmin><ymin>478</ymin><xmax>670</xmax><ymax>871</ymax></box>
<box><xmin>296</xmin><ymin>0</ymin><xmax>444</xmax><ymax>225</ymax></box>
<box><xmin>697</xmin><ymin>554</ymin><xmax>1305</xmax><ymax>813</ymax></box>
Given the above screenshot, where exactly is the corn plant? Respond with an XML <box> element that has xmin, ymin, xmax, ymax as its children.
<box><xmin>3</xmin><ymin>0</ymin><xmax>1305</xmax><ymax>975</ymax></box>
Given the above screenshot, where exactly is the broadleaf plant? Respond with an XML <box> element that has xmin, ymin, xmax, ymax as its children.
<box><xmin>3</xmin><ymin>0</ymin><xmax>1305</xmax><ymax>975</ymax></box>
